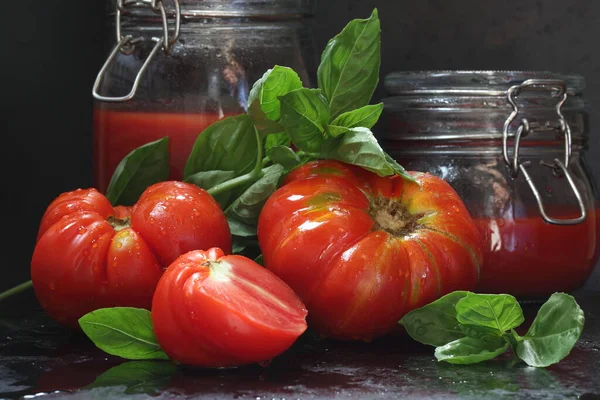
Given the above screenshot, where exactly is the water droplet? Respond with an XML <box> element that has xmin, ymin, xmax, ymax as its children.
<box><xmin>112</xmin><ymin>257</ymin><xmax>118</xmax><ymax>267</ymax></box>
<box><xmin>116</xmin><ymin>242</ymin><xmax>123</xmax><ymax>249</ymax></box>
<box><xmin>77</xmin><ymin>226</ymin><xmax>86</xmax><ymax>234</ymax></box>
<box><xmin>92</xmin><ymin>241</ymin><xmax>98</xmax><ymax>249</ymax></box>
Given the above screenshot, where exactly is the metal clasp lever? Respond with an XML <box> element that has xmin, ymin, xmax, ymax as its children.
<box><xmin>92</xmin><ymin>0</ymin><xmax>181</xmax><ymax>102</ymax></box>
<box><xmin>503</xmin><ymin>79</ymin><xmax>586</xmax><ymax>226</ymax></box>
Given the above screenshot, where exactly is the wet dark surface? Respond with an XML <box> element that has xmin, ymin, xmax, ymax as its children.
<box><xmin>1</xmin><ymin>291</ymin><xmax>599</xmax><ymax>400</ymax></box>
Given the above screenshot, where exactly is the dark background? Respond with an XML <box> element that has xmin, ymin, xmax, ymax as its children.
<box><xmin>2</xmin><ymin>0</ymin><xmax>599</xmax><ymax>307</ymax></box>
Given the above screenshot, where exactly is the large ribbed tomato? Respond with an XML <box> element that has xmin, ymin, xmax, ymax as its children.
<box><xmin>151</xmin><ymin>248</ymin><xmax>308</xmax><ymax>367</ymax></box>
<box><xmin>31</xmin><ymin>181</ymin><xmax>231</xmax><ymax>327</ymax></box>
<box><xmin>258</xmin><ymin>161</ymin><xmax>483</xmax><ymax>340</ymax></box>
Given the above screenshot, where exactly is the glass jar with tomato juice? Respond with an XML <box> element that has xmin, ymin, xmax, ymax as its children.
<box><xmin>93</xmin><ymin>0</ymin><xmax>317</xmax><ymax>191</ymax></box>
<box><xmin>379</xmin><ymin>71</ymin><xmax>599</xmax><ymax>298</ymax></box>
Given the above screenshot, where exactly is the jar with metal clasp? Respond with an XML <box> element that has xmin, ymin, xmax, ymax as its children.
<box><xmin>378</xmin><ymin>71</ymin><xmax>599</xmax><ymax>298</ymax></box>
<box><xmin>92</xmin><ymin>0</ymin><xmax>317</xmax><ymax>192</ymax></box>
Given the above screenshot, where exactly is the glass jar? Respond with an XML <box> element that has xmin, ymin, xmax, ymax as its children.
<box><xmin>93</xmin><ymin>0</ymin><xmax>317</xmax><ymax>191</ymax></box>
<box><xmin>378</xmin><ymin>71</ymin><xmax>599</xmax><ymax>298</ymax></box>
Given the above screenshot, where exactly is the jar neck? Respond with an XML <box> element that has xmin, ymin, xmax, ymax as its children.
<box><xmin>111</xmin><ymin>0</ymin><xmax>315</xmax><ymax>20</ymax></box>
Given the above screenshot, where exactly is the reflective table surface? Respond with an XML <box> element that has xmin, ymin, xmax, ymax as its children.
<box><xmin>1</xmin><ymin>291</ymin><xmax>599</xmax><ymax>400</ymax></box>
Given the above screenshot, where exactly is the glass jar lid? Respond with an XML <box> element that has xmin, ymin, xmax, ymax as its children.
<box><xmin>115</xmin><ymin>0</ymin><xmax>316</xmax><ymax>18</ymax></box>
<box><xmin>385</xmin><ymin>70</ymin><xmax>585</xmax><ymax>96</ymax></box>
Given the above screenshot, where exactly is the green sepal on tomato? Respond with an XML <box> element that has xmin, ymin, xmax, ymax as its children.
<box><xmin>31</xmin><ymin>181</ymin><xmax>231</xmax><ymax>327</ymax></box>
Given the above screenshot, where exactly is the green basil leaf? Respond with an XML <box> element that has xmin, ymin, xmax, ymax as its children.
<box><xmin>435</xmin><ymin>336</ymin><xmax>510</xmax><ymax>365</ymax></box>
<box><xmin>184</xmin><ymin>114</ymin><xmax>257</xmax><ymax>179</ymax></box>
<box><xmin>254</xmin><ymin>254</ymin><xmax>264</xmax><ymax>266</ymax></box>
<box><xmin>279</xmin><ymin>88</ymin><xmax>330</xmax><ymax>153</ymax></box>
<box><xmin>267</xmin><ymin>146</ymin><xmax>303</xmax><ymax>171</ymax></box>
<box><xmin>322</xmin><ymin>127</ymin><xmax>414</xmax><ymax>180</ymax></box>
<box><xmin>326</xmin><ymin>125</ymin><xmax>351</xmax><ymax>138</ymax></box>
<box><xmin>456</xmin><ymin>293</ymin><xmax>524</xmax><ymax>334</ymax></box>
<box><xmin>331</xmin><ymin>103</ymin><xmax>384</xmax><ymax>129</ymax></box>
<box><xmin>227</xmin><ymin>164</ymin><xmax>285</xmax><ymax>225</ymax></box>
<box><xmin>317</xmin><ymin>8</ymin><xmax>381</xmax><ymax>118</ymax></box>
<box><xmin>513</xmin><ymin>293</ymin><xmax>585</xmax><ymax>367</ymax></box>
<box><xmin>228</xmin><ymin>217</ymin><xmax>257</xmax><ymax>237</ymax></box>
<box><xmin>86</xmin><ymin>361</ymin><xmax>176</xmax><ymax>395</ymax></box>
<box><xmin>265</xmin><ymin>132</ymin><xmax>292</xmax><ymax>153</ymax></box>
<box><xmin>385</xmin><ymin>153</ymin><xmax>414</xmax><ymax>182</ymax></box>
<box><xmin>248</xmin><ymin>66</ymin><xmax>303</xmax><ymax>134</ymax></box>
<box><xmin>459</xmin><ymin>324</ymin><xmax>504</xmax><ymax>342</ymax></box>
<box><xmin>105</xmin><ymin>137</ymin><xmax>169</xmax><ymax>206</ymax></box>
<box><xmin>399</xmin><ymin>291</ymin><xmax>468</xmax><ymax>347</ymax></box>
<box><xmin>184</xmin><ymin>170</ymin><xmax>236</xmax><ymax>208</ymax></box>
<box><xmin>79</xmin><ymin>308</ymin><xmax>169</xmax><ymax>361</ymax></box>
<box><xmin>232</xmin><ymin>235</ymin><xmax>259</xmax><ymax>255</ymax></box>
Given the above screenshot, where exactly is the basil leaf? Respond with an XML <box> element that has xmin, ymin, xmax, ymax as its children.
<box><xmin>331</xmin><ymin>103</ymin><xmax>384</xmax><ymax>129</ymax></box>
<box><xmin>435</xmin><ymin>336</ymin><xmax>510</xmax><ymax>365</ymax></box>
<box><xmin>79</xmin><ymin>308</ymin><xmax>169</xmax><ymax>361</ymax></box>
<box><xmin>399</xmin><ymin>291</ymin><xmax>468</xmax><ymax>347</ymax></box>
<box><xmin>184</xmin><ymin>170</ymin><xmax>236</xmax><ymax>208</ymax></box>
<box><xmin>227</xmin><ymin>164</ymin><xmax>285</xmax><ymax>225</ymax></box>
<box><xmin>232</xmin><ymin>236</ymin><xmax>259</xmax><ymax>255</ymax></box>
<box><xmin>228</xmin><ymin>217</ymin><xmax>257</xmax><ymax>237</ymax></box>
<box><xmin>456</xmin><ymin>293</ymin><xmax>524</xmax><ymax>334</ymax></box>
<box><xmin>86</xmin><ymin>361</ymin><xmax>176</xmax><ymax>395</ymax></box>
<box><xmin>317</xmin><ymin>9</ymin><xmax>381</xmax><ymax>118</ymax></box>
<box><xmin>248</xmin><ymin>66</ymin><xmax>303</xmax><ymax>134</ymax></box>
<box><xmin>280</xmin><ymin>88</ymin><xmax>330</xmax><ymax>153</ymax></box>
<box><xmin>105</xmin><ymin>137</ymin><xmax>169</xmax><ymax>207</ymax></box>
<box><xmin>326</xmin><ymin>125</ymin><xmax>351</xmax><ymax>138</ymax></box>
<box><xmin>513</xmin><ymin>293</ymin><xmax>585</xmax><ymax>367</ymax></box>
<box><xmin>322</xmin><ymin>127</ymin><xmax>414</xmax><ymax>180</ymax></box>
<box><xmin>265</xmin><ymin>132</ymin><xmax>292</xmax><ymax>153</ymax></box>
<box><xmin>267</xmin><ymin>146</ymin><xmax>303</xmax><ymax>171</ymax></box>
<box><xmin>385</xmin><ymin>153</ymin><xmax>414</xmax><ymax>182</ymax></box>
<box><xmin>459</xmin><ymin>324</ymin><xmax>503</xmax><ymax>342</ymax></box>
<box><xmin>184</xmin><ymin>114</ymin><xmax>257</xmax><ymax>179</ymax></box>
<box><xmin>254</xmin><ymin>254</ymin><xmax>264</xmax><ymax>266</ymax></box>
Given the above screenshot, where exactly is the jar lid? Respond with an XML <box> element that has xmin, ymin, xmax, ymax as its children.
<box><xmin>116</xmin><ymin>0</ymin><xmax>316</xmax><ymax>18</ymax></box>
<box><xmin>385</xmin><ymin>70</ymin><xmax>586</xmax><ymax>96</ymax></box>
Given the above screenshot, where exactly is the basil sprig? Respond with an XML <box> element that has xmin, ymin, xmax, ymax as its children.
<box><xmin>102</xmin><ymin>8</ymin><xmax>411</xmax><ymax>256</ymax></box>
<box><xmin>400</xmin><ymin>292</ymin><xmax>585</xmax><ymax>367</ymax></box>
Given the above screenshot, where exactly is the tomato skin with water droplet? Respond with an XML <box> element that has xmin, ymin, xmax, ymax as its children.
<box><xmin>151</xmin><ymin>248</ymin><xmax>308</xmax><ymax>367</ymax></box>
<box><xmin>31</xmin><ymin>182</ymin><xmax>231</xmax><ymax>328</ymax></box>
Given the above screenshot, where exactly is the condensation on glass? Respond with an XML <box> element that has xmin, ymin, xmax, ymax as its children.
<box><xmin>92</xmin><ymin>0</ymin><xmax>317</xmax><ymax>190</ymax></box>
<box><xmin>379</xmin><ymin>71</ymin><xmax>599</xmax><ymax>297</ymax></box>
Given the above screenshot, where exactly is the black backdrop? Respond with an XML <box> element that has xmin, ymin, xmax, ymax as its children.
<box><xmin>2</xmin><ymin>0</ymin><xmax>598</xmax><ymax>308</ymax></box>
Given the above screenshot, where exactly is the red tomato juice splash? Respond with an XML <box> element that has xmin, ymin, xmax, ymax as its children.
<box><xmin>93</xmin><ymin>109</ymin><xmax>239</xmax><ymax>193</ymax></box>
<box><xmin>474</xmin><ymin>207</ymin><xmax>600</xmax><ymax>297</ymax></box>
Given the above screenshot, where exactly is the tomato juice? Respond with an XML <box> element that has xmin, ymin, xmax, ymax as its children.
<box><xmin>474</xmin><ymin>207</ymin><xmax>600</xmax><ymax>297</ymax></box>
<box><xmin>93</xmin><ymin>109</ymin><xmax>238</xmax><ymax>192</ymax></box>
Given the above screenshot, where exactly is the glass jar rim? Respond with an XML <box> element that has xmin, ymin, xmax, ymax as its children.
<box><xmin>384</xmin><ymin>70</ymin><xmax>586</xmax><ymax>96</ymax></box>
<box><xmin>114</xmin><ymin>0</ymin><xmax>316</xmax><ymax>18</ymax></box>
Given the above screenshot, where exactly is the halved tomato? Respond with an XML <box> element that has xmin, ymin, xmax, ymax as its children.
<box><xmin>151</xmin><ymin>248</ymin><xmax>308</xmax><ymax>367</ymax></box>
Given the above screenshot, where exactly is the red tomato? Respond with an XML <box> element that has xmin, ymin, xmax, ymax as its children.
<box><xmin>258</xmin><ymin>161</ymin><xmax>483</xmax><ymax>340</ymax></box>
<box><xmin>31</xmin><ymin>181</ymin><xmax>231</xmax><ymax>328</ymax></box>
<box><xmin>151</xmin><ymin>248</ymin><xmax>308</xmax><ymax>367</ymax></box>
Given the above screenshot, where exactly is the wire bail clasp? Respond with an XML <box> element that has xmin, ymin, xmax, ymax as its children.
<box><xmin>92</xmin><ymin>0</ymin><xmax>181</xmax><ymax>102</ymax></box>
<box><xmin>502</xmin><ymin>79</ymin><xmax>586</xmax><ymax>225</ymax></box>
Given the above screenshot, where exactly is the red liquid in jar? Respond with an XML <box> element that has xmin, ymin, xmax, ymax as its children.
<box><xmin>474</xmin><ymin>208</ymin><xmax>600</xmax><ymax>297</ymax></box>
<box><xmin>93</xmin><ymin>109</ymin><xmax>238</xmax><ymax>192</ymax></box>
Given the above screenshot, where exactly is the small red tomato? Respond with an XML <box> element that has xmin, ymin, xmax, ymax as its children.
<box><xmin>151</xmin><ymin>248</ymin><xmax>308</xmax><ymax>367</ymax></box>
<box><xmin>31</xmin><ymin>181</ymin><xmax>231</xmax><ymax>328</ymax></box>
<box><xmin>258</xmin><ymin>160</ymin><xmax>483</xmax><ymax>341</ymax></box>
